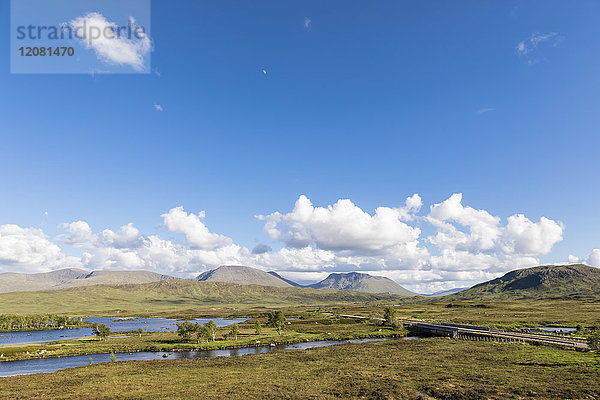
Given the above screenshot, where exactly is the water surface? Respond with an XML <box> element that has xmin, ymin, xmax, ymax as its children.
<box><xmin>528</xmin><ymin>327</ymin><xmax>576</xmax><ymax>333</ymax></box>
<box><xmin>0</xmin><ymin>318</ymin><xmax>247</xmax><ymax>346</ymax></box>
<box><xmin>0</xmin><ymin>338</ymin><xmax>391</xmax><ymax>377</ymax></box>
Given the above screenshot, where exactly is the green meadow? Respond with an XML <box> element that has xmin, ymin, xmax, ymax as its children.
<box><xmin>0</xmin><ymin>280</ymin><xmax>405</xmax><ymax>317</ymax></box>
<box><xmin>1</xmin><ymin>338</ymin><xmax>599</xmax><ymax>399</ymax></box>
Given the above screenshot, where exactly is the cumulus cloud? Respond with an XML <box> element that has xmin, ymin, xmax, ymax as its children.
<box><xmin>161</xmin><ymin>207</ymin><xmax>232</xmax><ymax>250</ymax></box>
<box><xmin>500</xmin><ymin>214</ymin><xmax>563</xmax><ymax>256</ymax></box>
<box><xmin>62</xmin><ymin>221</ymin><xmax>94</xmax><ymax>245</ymax></box>
<box><xmin>587</xmin><ymin>249</ymin><xmax>600</xmax><ymax>268</ymax></box>
<box><xmin>0</xmin><ymin>224</ymin><xmax>79</xmax><ymax>273</ymax></box>
<box><xmin>258</xmin><ymin>194</ymin><xmax>423</xmax><ymax>253</ymax></box>
<box><xmin>154</xmin><ymin>104</ymin><xmax>163</xmax><ymax>112</ymax></box>
<box><xmin>426</xmin><ymin>194</ymin><xmax>563</xmax><ymax>274</ymax></box>
<box><xmin>0</xmin><ymin>194</ymin><xmax>568</xmax><ymax>292</ymax></box>
<box><xmin>428</xmin><ymin>193</ymin><xmax>500</xmax><ymax>250</ymax></box>
<box><xmin>70</xmin><ymin>13</ymin><xmax>151</xmax><ymax>71</ymax></box>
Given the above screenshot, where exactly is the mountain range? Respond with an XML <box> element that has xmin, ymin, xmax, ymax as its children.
<box><xmin>0</xmin><ymin>268</ymin><xmax>174</xmax><ymax>294</ymax></box>
<box><xmin>2</xmin><ymin>264</ymin><xmax>599</xmax><ymax>300</ymax></box>
<box><xmin>196</xmin><ymin>266</ymin><xmax>293</xmax><ymax>288</ymax></box>
<box><xmin>0</xmin><ymin>265</ymin><xmax>415</xmax><ymax>296</ymax></box>
<box><xmin>197</xmin><ymin>266</ymin><xmax>415</xmax><ymax>295</ymax></box>
<box><xmin>306</xmin><ymin>272</ymin><xmax>415</xmax><ymax>296</ymax></box>
<box><xmin>445</xmin><ymin>264</ymin><xmax>600</xmax><ymax>300</ymax></box>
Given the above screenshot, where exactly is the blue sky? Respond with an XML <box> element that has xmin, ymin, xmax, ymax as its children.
<box><xmin>1</xmin><ymin>0</ymin><xmax>599</xmax><ymax>292</ymax></box>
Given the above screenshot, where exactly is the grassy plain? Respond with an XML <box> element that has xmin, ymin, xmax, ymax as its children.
<box><xmin>2</xmin><ymin>279</ymin><xmax>598</xmax><ymax>331</ymax></box>
<box><xmin>327</xmin><ymin>298</ymin><xmax>600</xmax><ymax>329</ymax></box>
<box><xmin>0</xmin><ymin>284</ymin><xmax>599</xmax><ymax>399</ymax></box>
<box><xmin>0</xmin><ymin>280</ymin><xmax>406</xmax><ymax>317</ymax></box>
<box><xmin>1</xmin><ymin>338</ymin><xmax>599</xmax><ymax>399</ymax></box>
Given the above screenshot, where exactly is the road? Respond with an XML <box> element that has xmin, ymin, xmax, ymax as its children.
<box><xmin>329</xmin><ymin>313</ymin><xmax>589</xmax><ymax>349</ymax></box>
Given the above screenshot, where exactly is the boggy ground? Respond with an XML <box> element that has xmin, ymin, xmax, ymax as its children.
<box><xmin>328</xmin><ymin>298</ymin><xmax>600</xmax><ymax>329</ymax></box>
<box><xmin>1</xmin><ymin>338</ymin><xmax>599</xmax><ymax>399</ymax></box>
<box><xmin>0</xmin><ymin>313</ymin><xmax>405</xmax><ymax>361</ymax></box>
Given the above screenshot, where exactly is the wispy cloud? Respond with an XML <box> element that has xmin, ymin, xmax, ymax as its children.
<box><xmin>154</xmin><ymin>104</ymin><xmax>163</xmax><ymax>112</ymax></box>
<box><xmin>516</xmin><ymin>32</ymin><xmax>561</xmax><ymax>56</ymax></box>
<box><xmin>303</xmin><ymin>17</ymin><xmax>312</xmax><ymax>31</ymax></box>
<box><xmin>477</xmin><ymin>107</ymin><xmax>495</xmax><ymax>114</ymax></box>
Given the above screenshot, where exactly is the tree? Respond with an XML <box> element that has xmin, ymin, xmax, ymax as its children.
<box><xmin>89</xmin><ymin>357</ymin><xmax>93</xmax><ymax>365</ymax></box>
<box><xmin>229</xmin><ymin>323</ymin><xmax>240</xmax><ymax>341</ymax></box>
<box><xmin>137</xmin><ymin>328</ymin><xmax>144</xmax><ymax>338</ymax></box>
<box><xmin>204</xmin><ymin>320</ymin><xmax>217</xmax><ymax>342</ymax></box>
<box><xmin>383</xmin><ymin>307</ymin><xmax>397</xmax><ymax>326</ymax></box>
<box><xmin>176</xmin><ymin>320</ymin><xmax>196</xmax><ymax>341</ymax></box>
<box><xmin>110</xmin><ymin>353</ymin><xmax>117</xmax><ymax>362</ymax></box>
<box><xmin>196</xmin><ymin>324</ymin><xmax>209</xmax><ymax>344</ymax></box>
<box><xmin>588</xmin><ymin>329</ymin><xmax>600</xmax><ymax>351</ymax></box>
<box><xmin>254</xmin><ymin>320</ymin><xmax>262</xmax><ymax>335</ymax></box>
<box><xmin>92</xmin><ymin>323</ymin><xmax>111</xmax><ymax>341</ymax></box>
<box><xmin>267</xmin><ymin>311</ymin><xmax>286</xmax><ymax>335</ymax></box>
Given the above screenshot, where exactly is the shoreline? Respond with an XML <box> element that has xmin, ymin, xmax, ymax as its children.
<box><xmin>0</xmin><ymin>332</ymin><xmax>406</xmax><ymax>363</ymax></box>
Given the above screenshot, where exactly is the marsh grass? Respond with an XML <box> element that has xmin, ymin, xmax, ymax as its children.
<box><xmin>1</xmin><ymin>339</ymin><xmax>598</xmax><ymax>399</ymax></box>
<box><xmin>0</xmin><ymin>317</ymin><xmax>406</xmax><ymax>361</ymax></box>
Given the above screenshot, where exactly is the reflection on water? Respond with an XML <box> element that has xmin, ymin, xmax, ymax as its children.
<box><xmin>0</xmin><ymin>318</ymin><xmax>248</xmax><ymax>346</ymax></box>
<box><xmin>0</xmin><ymin>338</ymin><xmax>395</xmax><ymax>377</ymax></box>
<box><xmin>528</xmin><ymin>327</ymin><xmax>576</xmax><ymax>333</ymax></box>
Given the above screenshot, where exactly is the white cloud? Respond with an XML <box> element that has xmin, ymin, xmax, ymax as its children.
<box><xmin>161</xmin><ymin>207</ymin><xmax>232</xmax><ymax>250</ymax></box>
<box><xmin>0</xmin><ymin>194</ymin><xmax>568</xmax><ymax>292</ymax></box>
<box><xmin>587</xmin><ymin>249</ymin><xmax>600</xmax><ymax>268</ymax></box>
<box><xmin>0</xmin><ymin>224</ymin><xmax>78</xmax><ymax>273</ymax></box>
<box><xmin>500</xmin><ymin>214</ymin><xmax>563</xmax><ymax>256</ymax></box>
<box><xmin>516</xmin><ymin>32</ymin><xmax>562</xmax><ymax>58</ymax></box>
<box><xmin>70</xmin><ymin>13</ymin><xmax>151</xmax><ymax>71</ymax></box>
<box><xmin>154</xmin><ymin>104</ymin><xmax>163</xmax><ymax>112</ymax></box>
<box><xmin>477</xmin><ymin>108</ymin><xmax>495</xmax><ymax>114</ymax></box>
<box><xmin>258</xmin><ymin>194</ymin><xmax>423</xmax><ymax>253</ymax></box>
<box><xmin>428</xmin><ymin>193</ymin><xmax>501</xmax><ymax>250</ymax></box>
<box><xmin>62</xmin><ymin>221</ymin><xmax>95</xmax><ymax>245</ymax></box>
<box><xmin>426</xmin><ymin>194</ymin><xmax>563</xmax><ymax>275</ymax></box>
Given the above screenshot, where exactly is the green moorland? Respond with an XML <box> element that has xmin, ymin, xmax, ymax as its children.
<box><xmin>444</xmin><ymin>264</ymin><xmax>600</xmax><ymax>301</ymax></box>
<box><xmin>0</xmin><ymin>313</ymin><xmax>406</xmax><ymax>361</ymax></box>
<box><xmin>0</xmin><ymin>276</ymin><xmax>599</xmax><ymax>399</ymax></box>
<box><xmin>328</xmin><ymin>298</ymin><xmax>600</xmax><ymax>329</ymax></box>
<box><xmin>1</xmin><ymin>338</ymin><xmax>599</xmax><ymax>399</ymax></box>
<box><xmin>1</xmin><ymin>279</ymin><xmax>599</xmax><ymax>330</ymax></box>
<box><xmin>0</xmin><ymin>280</ymin><xmax>407</xmax><ymax>317</ymax></box>
<box><xmin>2</xmin><ymin>298</ymin><xmax>599</xmax><ymax>361</ymax></box>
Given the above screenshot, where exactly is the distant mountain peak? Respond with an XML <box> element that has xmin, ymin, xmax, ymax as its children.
<box><xmin>446</xmin><ymin>264</ymin><xmax>600</xmax><ymax>300</ymax></box>
<box><xmin>196</xmin><ymin>265</ymin><xmax>293</xmax><ymax>288</ymax></box>
<box><xmin>309</xmin><ymin>271</ymin><xmax>415</xmax><ymax>296</ymax></box>
<box><xmin>0</xmin><ymin>268</ymin><xmax>174</xmax><ymax>294</ymax></box>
